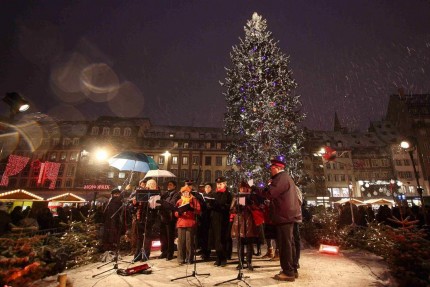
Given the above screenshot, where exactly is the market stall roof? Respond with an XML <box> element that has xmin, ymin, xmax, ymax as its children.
<box><xmin>31</xmin><ymin>190</ymin><xmax>111</xmax><ymax>202</ymax></box>
<box><xmin>333</xmin><ymin>198</ymin><xmax>365</xmax><ymax>205</ymax></box>
<box><xmin>363</xmin><ymin>198</ymin><xmax>395</xmax><ymax>206</ymax></box>
<box><xmin>0</xmin><ymin>189</ymin><xmax>44</xmax><ymax>201</ymax></box>
<box><xmin>47</xmin><ymin>192</ymin><xmax>87</xmax><ymax>203</ymax></box>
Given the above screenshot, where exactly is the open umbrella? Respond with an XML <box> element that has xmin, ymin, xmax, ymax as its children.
<box><xmin>144</xmin><ymin>169</ymin><xmax>176</xmax><ymax>179</ymax></box>
<box><xmin>108</xmin><ymin>151</ymin><xmax>158</xmax><ymax>173</ymax></box>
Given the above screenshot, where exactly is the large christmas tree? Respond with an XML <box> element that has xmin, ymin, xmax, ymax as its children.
<box><xmin>222</xmin><ymin>12</ymin><xmax>306</xmax><ymax>186</ymax></box>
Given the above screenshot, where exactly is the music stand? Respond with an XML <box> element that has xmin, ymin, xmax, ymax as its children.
<box><xmin>92</xmin><ymin>194</ymin><xmax>131</xmax><ymax>278</ymax></box>
<box><xmin>171</xmin><ymin>193</ymin><xmax>210</xmax><ymax>282</ymax></box>
<box><xmin>215</xmin><ymin>192</ymin><xmax>251</xmax><ymax>287</ymax></box>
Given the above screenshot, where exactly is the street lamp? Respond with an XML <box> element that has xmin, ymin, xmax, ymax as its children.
<box><xmin>162</xmin><ymin>151</ymin><xmax>171</xmax><ymax>171</ymax></box>
<box><xmin>312</xmin><ymin>148</ymin><xmax>328</xmax><ymax>207</ymax></box>
<box><xmin>91</xmin><ymin>148</ymin><xmax>109</xmax><ymax>213</ymax></box>
<box><xmin>348</xmin><ymin>182</ymin><xmax>355</xmax><ymax>225</ymax></box>
<box><xmin>95</xmin><ymin>148</ymin><xmax>108</xmax><ymax>162</ymax></box>
<box><xmin>400</xmin><ymin>138</ymin><xmax>427</xmax><ymax>225</ymax></box>
<box><xmin>3</xmin><ymin>92</ymin><xmax>30</xmax><ymax>120</ymax></box>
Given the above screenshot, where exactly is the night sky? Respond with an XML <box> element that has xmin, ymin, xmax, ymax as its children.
<box><xmin>1</xmin><ymin>0</ymin><xmax>429</xmax><ymax>131</ymax></box>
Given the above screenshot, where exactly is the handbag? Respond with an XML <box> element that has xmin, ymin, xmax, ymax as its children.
<box><xmin>250</xmin><ymin>208</ymin><xmax>264</xmax><ymax>226</ymax></box>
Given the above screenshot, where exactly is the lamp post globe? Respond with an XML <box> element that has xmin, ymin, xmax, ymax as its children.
<box><xmin>399</xmin><ymin>139</ymin><xmax>427</xmax><ymax>225</ymax></box>
<box><xmin>400</xmin><ymin>140</ymin><xmax>411</xmax><ymax>150</ymax></box>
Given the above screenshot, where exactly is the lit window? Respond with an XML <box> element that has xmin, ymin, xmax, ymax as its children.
<box><xmin>192</xmin><ymin>156</ymin><xmax>199</xmax><ymax>165</ymax></box>
<box><xmin>65</xmin><ymin>179</ymin><xmax>72</xmax><ymax>188</ymax></box>
<box><xmin>66</xmin><ymin>165</ymin><xmax>75</xmax><ymax>177</ymax></box>
<box><xmin>102</xmin><ymin>127</ymin><xmax>110</xmax><ymax>136</ymax></box>
<box><xmin>91</xmin><ymin>126</ymin><xmax>99</xmax><ymax>135</ymax></box>
<box><xmin>159</xmin><ymin>157</ymin><xmax>165</xmax><ymax>164</ymax></box>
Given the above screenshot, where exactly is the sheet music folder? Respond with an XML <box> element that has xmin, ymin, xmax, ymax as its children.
<box><xmin>135</xmin><ymin>189</ymin><xmax>160</xmax><ymax>202</ymax></box>
<box><xmin>177</xmin><ymin>203</ymin><xmax>192</xmax><ymax>213</ymax></box>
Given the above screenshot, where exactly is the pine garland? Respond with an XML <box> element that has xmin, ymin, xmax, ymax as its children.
<box><xmin>0</xmin><ymin>218</ymin><xmax>101</xmax><ymax>286</ymax></box>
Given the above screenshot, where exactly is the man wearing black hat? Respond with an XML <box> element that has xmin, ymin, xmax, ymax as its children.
<box><xmin>158</xmin><ymin>180</ymin><xmax>181</xmax><ymax>260</ymax></box>
<box><xmin>208</xmin><ymin>176</ymin><xmax>232</xmax><ymax>267</ymax></box>
<box><xmin>102</xmin><ymin>188</ymin><xmax>123</xmax><ymax>251</ymax></box>
<box><xmin>266</xmin><ymin>157</ymin><xmax>302</xmax><ymax>282</ymax></box>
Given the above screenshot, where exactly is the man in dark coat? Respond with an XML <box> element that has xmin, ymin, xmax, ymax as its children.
<box><xmin>266</xmin><ymin>157</ymin><xmax>302</xmax><ymax>282</ymax></box>
<box><xmin>102</xmin><ymin>188</ymin><xmax>123</xmax><ymax>251</ymax></box>
<box><xmin>208</xmin><ymin>176</ymin><xmax>232</xmax><ymax>267</ymax></box>
<box><xmin>198</xmin><ymin>182</ymin><xmax>214</xmax><ymax>260</ymax></box>
<box><xmin>158</xmin><ymin>180</ymin><xmax>181</xmax><ymax>260</ymax></box>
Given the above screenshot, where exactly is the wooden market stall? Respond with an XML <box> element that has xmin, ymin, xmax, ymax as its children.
<box><xmin>0</xmin><ymin>189</ymin><xmax>45</xmax><ymax>212</ymax></box>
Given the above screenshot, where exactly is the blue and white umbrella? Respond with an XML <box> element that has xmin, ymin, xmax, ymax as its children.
<box><xmin>108</xmin><ymin>151</ymin><xmax>158</xmax><ymax>173</ymax></box>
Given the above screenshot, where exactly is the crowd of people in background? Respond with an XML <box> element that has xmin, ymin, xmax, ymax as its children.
<box><xmin>1</xmin><ymin>155</ymin><xmax>429</xmax><ymax>282</ymax></box>
<box><xmin>0</xmin><ymin>201</ymin><xmax>89</xmax><ymax>235</ymax></box>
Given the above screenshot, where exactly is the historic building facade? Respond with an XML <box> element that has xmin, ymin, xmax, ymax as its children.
<box><xmin>1</xmin><ymin>93</ymin><xmax>429</xmax><ymax>206</ymax></box>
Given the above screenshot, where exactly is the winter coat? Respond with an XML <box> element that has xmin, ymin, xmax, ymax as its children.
<box><xmin>230</xmin><ymin>199</ymin><xmax>259</xmax><ymax>239</ymax></box>
<box><xmin>267</xmin><ymin>171</ymin><xmax>302</xmax><ymax>225</ymax></box>
<box><xmin>159</xmin><ymin>189</ymin><xmax>181</xmax><ymax>223</ymax></box>
<box><xmin>208</xmin><ymin>188</ymin><xmax>233</xmax><ymax>248</ymax></box>
<box><xmin>175</xmin><ymin>197</ymin><xmax>201</xmax><ymax>228</ymax></box>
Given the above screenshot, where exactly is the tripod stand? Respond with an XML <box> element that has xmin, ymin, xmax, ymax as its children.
<box><xmin>215</xmin><ymin>192</ymin><xmax>251</xmax><ymax>287</ymax></box>
<box><xmin>93</xmin><ymin>195</ymin><xmax>130</xmax><ymax>278</ymax></box>
<box><xmin>171</xmin><ymin>194</ymin><xmax>210</xmax><ymax>282</ymax></box>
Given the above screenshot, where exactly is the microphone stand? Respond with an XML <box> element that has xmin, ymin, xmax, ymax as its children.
<box><xmin>215</xmin><ymin>192</ymin><xmax>251</xmax><ymax>287</ymax></box>
<box><xmin>131</xmin><ymin>189</ymin><xmax>155</xmax><ymax>264</ymax></box>
<box><xmin>92</xmin><ymin>193</ymin><xmax>131</xmax><ymax>277</ymax></box>
<box><xmin>171</xmin><ymin>191</ymin><xmax>210</xmax><ymax>282</ymax></box>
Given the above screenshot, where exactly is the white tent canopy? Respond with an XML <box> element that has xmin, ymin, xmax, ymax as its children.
<box><xmin>363</xmin><ymin>198</ymin><xmax>395</xmax><ymax>206</ymax></box>
<box><xmin>333</xmin><ymin>198</ymin><xmax>365</xmax><ymax>205</ymax></box>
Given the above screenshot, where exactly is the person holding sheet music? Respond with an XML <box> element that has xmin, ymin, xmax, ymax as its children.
<box><xmin>207</xmin><ymin>176</ymin><xmax>232</xmax><ymax>267</ymax></box>
<box><xmin>198</xmin><ymin>182</ymin><xmax>214</xmax><ymax>260</ymax></box>
<box><xmin>130</xmin><ymin>179</ymin><xmax>159</xmax><ymax>262</ymax></box>
<box><xmin>158</xmin><ymin>180</ymin><xmax>181</xmax><ymax>260</ymax></box>
<box><xmin>174</xmin><ymin>185</ymin><xmax>201</xmax><ymax>265</ymax></box>
<box><xmin>230</xmin><ymin>181</ymin><xmax>261</xmax><ymax>271</ymax></box>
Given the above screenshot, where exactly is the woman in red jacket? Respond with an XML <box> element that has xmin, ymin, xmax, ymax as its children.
<box><xmin>175</xmin><ymin>185</ymin><xmax>201</xmax><ymax>265</ymax></box>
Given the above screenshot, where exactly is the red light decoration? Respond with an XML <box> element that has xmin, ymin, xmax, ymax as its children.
<box><xmin>151</xmin><ymin>240</ymin><xmax>161</xmax><ymax>248</ymax></box>
<box><xmin>321</xmin><ymin>146</ymin><xmax>337</xmax><ymax>162</ymax></box>
<box><xmin>0</xmin><ymin>155</ymin><xmax>30</xmax><ymax>186</ymax></box>
<box><xmin>319</xmin><ymin>244</ymin><xmax>340</xmax><ymax>255</ymax></box>
<box><xmin>38</xmin><ymin>161</ymin><xmax>61</xmax><ymax>189</ymax></box>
